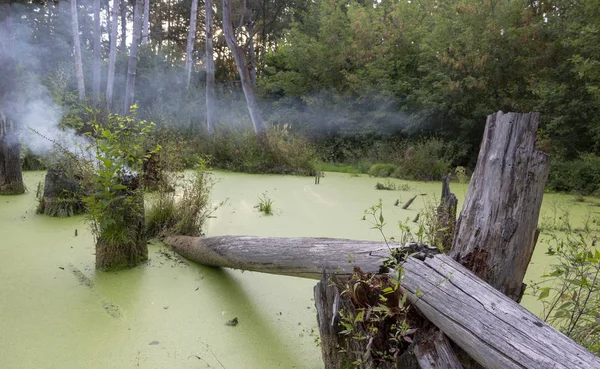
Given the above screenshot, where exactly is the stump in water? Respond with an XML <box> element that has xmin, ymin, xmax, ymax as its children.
<box><xmin>37</xmin><ymin>163</ymin><xmax>86</xmax><ymax>217</ymax></box>
<box><xmin>95</xmin><ymin>170</ymin><xmax>148</xmax><ymax>271</ymax></box>
<box><xmin>0</xmin><ymin>114</ymin><xmax>24</xmax><ymax>195</ymax></box>
<box><xmin>450</xmin><ymin>111</ymin><xmax>550</xmax><ymax>302</ymax></box>
<box><xmin>434</xmin><ymin>176</ymin><xmax>457</xmax><ymax>251</ymax></box>
<box><xmin>142</xmin><ymin>150</ymin><xmax>162</xmax><ymax>190</ymax></box>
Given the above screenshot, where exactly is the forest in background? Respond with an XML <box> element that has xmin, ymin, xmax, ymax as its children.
<box><xmin>1</xmin><ymin>0</ymin><xmax>600</xmax><ymax>193</ymax></box>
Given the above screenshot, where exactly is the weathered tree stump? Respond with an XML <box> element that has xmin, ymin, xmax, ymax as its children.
<box><xmin>434</xmin><ymin>176</ymin><xmax>457</xmax><ymax>251</ymax></box>
<box><xmin>0</xmin><ymin>5</ymin><xmax>24</xmax><ymax>196</ymax></box>
<box><xmin>37</xmin><ymin>163</ymin><xmax>86</xmax><ymax>217</ymax></box>
<box><xmin>450</xmin><ymin>111</ymin><xmax>550</xmax><ymax>302</ymax></box>
<box><xmin>0</xmin><ymin>115</ymin><xmax>24</xmax><ymax>195</ymax></box>
<box><xmin>95</xmin><ymin>170</ymin><xmax>147</xmax><ymax>271</ymax></box>
<box><xmin>142</xmin><ymin>150</ymin><xmax>162</xmax><ymax>190</ymax></box>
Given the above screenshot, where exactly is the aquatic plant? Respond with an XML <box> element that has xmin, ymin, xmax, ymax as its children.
<box><xmin>375</xmin><ymin>179</ymin><xmax>411</xmax><ymax>191</ymax></box>
<box><xmin>257</xmin><ymin>193</ymin><xmax>274</xmax><ymax>215</ymax></box>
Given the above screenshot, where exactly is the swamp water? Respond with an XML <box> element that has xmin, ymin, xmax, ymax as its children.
<box><xmin>1</xmin><ymin>171</ymin><xmax>598</xmax><ymax>368</ymax></box>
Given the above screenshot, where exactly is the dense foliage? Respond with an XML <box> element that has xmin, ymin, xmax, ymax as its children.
<box><xmin>5</xmin><ymin>0</ymin><xmax>600</xmax><ymax>186</ymax></box>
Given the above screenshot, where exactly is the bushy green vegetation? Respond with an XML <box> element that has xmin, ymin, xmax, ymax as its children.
<box><xmin>530</xmin><ymin>214</ymin><xmax>600</xmax><ymax>355</ymax></box>
<box><xmin>368</xmin><ymin>164</ymin><xmax>397</xmax><ymax>178</ymax></box>
<box><xmin>188</xmin><ymin>126</ymin><xmax>317</xmax><ymax>176</ymax></box>
<box><xmin>547</xmin><ymin>154</ymin><xmax>600</xmax><ymax>196</ymax></box>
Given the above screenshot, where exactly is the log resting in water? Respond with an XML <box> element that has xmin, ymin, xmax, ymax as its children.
<box><xmin>165</xmin><ymin>235</ymin><xmax>600</xmax><ymax>369</ymax></box>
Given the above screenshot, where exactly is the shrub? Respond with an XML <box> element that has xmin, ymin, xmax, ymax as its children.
<box><xmin>368</xmin><ymin>163</ymin><xmax>397</xmax><ymax>177</ymax></box>
<box><xmin>529</xmin><ymin>216</ymin><xmax>600</xmax><ymax>355</ymax></box>
<box><xmin>392</xmin><ymin>138</ymin><xmax>460</xmax><ymax>181</ymax></box>
<box><xmin>547</xmin><ymin>153</ymin><xmax>600</xmax><ymax>195</ymax></box>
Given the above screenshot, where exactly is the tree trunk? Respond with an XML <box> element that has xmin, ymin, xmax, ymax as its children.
<box><xmin>0</xmin><ymin>2</ymin><xmax>24</xmax><ymax>196</ymax></box>
<box><xmin>123</xmin><ymin>0</ymin><xmax>144</xmax><ymax>115</ymax></box>
<box><xmin>221</xmin><ymin>0</ymin><xmax>266</xmax><ymax>137</ymax></box>
<box><xmin>247</xmin><ymin>17</ymin><xmax>257</xmax><ymax>88</ymax></box>
<box><xmin>142</xmin><ymin>0</ymin><xmax>150</xmax><ymax>45</ymax></box>
<box><xmin>106</xmin><ymin>0</ymin><xmax>119</xmax><ymax>110</ymax></box>
<box><xmin>450</xmin><ymin>111</ymin><xmax>550</xmax><ymax>302</ymax></box>
<box><xmin>205</xmin><ymin>0</ymin><xmax>216</xmax><ymax>134</ymax></box>
<box><xmin>71</xmin><ymin>0</ymin><xmax>86</xmax><ymax>102</ymax></box>
<box><xmin>0</xmin><ymin>115</ymin><xmax>24</xmax><ymax>195</ymax></box>
<box><xmin>120</xmin><ymin>0</ymin><xmax>127</xmax><ymax>52</ymax></box>
<box><xmin>92</xmin><ymin>0</ymin><xmax>101</xmax><ymax>104</ymax></box>
<box><xmin>185</xmin><ymin>0</ymin><xmax>198</xmax><ymax>88</ymax></box>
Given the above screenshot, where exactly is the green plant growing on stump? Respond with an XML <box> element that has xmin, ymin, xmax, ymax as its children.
<box><xmin>84</xmin><ymin>117</ymin><xmax>158</xmax><ymax>271</ymax></box>
<box><xmin>335</xmin><ymin>202</ymin><xmax>421</xmax><ymax>366</ymax></box>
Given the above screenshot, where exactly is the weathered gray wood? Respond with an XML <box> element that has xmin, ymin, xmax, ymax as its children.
<box><xmin>402</xmin><ymin>195</ymin><xmax>417</xmax><ymax>209</ymax></box>
<box><xmin>166</xmin><ymin>235</ymin><xmax>396</xmax><ymax>279</ymax></box>
<box><xmin>450</xmin><ymin>111</ymin><xmax>550</xmax><ymax>302</ymax></box>
<box><xmin>167</xmin><ymin>235</ymin><xmax>600</xmax><ymax>369</ymax></box>
<box><xmin>401</xmin><ymin>254</ymin><xmax>600</xmax><ymax>369</ymax></box>
<box><xmin>314</xmin><ymin>275</ymin><xmax>355</xmax><ymax>369</ymax></box>
<box><xmin>414</xmin><ymin>327</ymin><xmax>463</xmax><ymax>369</ymax></box>
<box><xmin>435</xmin><ymin>176</ymin><xmax>457</xmax><ymax>251</ymax></box>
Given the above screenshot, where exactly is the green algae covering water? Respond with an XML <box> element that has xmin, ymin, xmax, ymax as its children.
<box><xmin>1</xmin><ymin>171</ymin><xmax>598</xmax><ymax>368</ymax></box>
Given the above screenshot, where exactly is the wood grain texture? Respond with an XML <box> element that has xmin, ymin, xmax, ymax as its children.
<box><xmin>449</xmin><ymin>111</ymin><xmax>550</xmax><ymax>301</ymax></box>
<box><xmin>166</xmin><ymin>235</ymin><xmax>396</xmax><ymax>279</ymax></box>
<box><xmin>402</xmin><ymin>254</ymin><xmax>600</xmax><ymax>369</ymax></box>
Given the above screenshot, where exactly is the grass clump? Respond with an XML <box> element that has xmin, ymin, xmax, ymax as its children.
<box><xmin>146</xmin><ymin>158</ymin><xmax>223</xmax><ymax>237</ymax></box>
<box><xmin>257</xmin><ymin>193</ymin><xmax>274</xmax><ymax>215</ymax></box>
<box><xmin>375</xmin><ymin>179</ymin><xmax>412</xmax><ymax>191</ymax></box>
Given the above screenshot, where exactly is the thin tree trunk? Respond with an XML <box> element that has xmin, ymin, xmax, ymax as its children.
<box><xmin>142</xmin><ymin>0</ymin><xmax>149</xmax><ymax>44</ymax></box>
<box><xmin>92</xmin><ymin>0</ymin><xmax>101</xmax><ymax>104</ymax></box>
<box><xmin>0</xmin><ymin>3</ymin><xmax>24</xmax><ymax>195</ymax></box>
<box><xmin>71</xmin><ymin>0</ymin><xmax>86</xmax><ymax>101</ymax></box>
<box><xmin>185</xmin><ymin>0</ymin><xmax>198</xmax><ymax>88</ymax></box>
<box><xmin>123</xmin><ymin>0</ymin><xmax>144</xmax><ymax>114</ymax></box>
<box><xmin>106</xmin><ymin>0</ymin><xmax>119</xmax><ymax>109</ymax></box>
<box><xmin>247</xmin><ymin>17</ymin><xmax>257</xmax><ymax>88</ymax></box>
<box><xmin>222</xmin><ymin>0</ymin><xmax>266</xmax><ymax>137</ymax></box>
<box><xmin>120</xmin><ymin>0</ymin><xmax>127</xmax><ymax>51</ymax></box>
<box><xmin>205</xmin><ymin>0</ymin><xmax>216</xmax><ymax>134</ymax></box>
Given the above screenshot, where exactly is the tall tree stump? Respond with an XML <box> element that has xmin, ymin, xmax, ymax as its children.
<box><xmin>434</xmin><ymin>176</ymin><xmax>458</xmax><ymax>251</ymax></box>
<box><xmin>450</xmin><ymin>111</ymin><xmax>550</xmax><ymax>302</ymax></box>
<box><xmin>0</xmin><ymin>115</ymin><xmax>24</xmax><ymax>195</ymax></box>
<box><xmin>0</xmin><ymin>4</ymin><xmax>24</xmax><ymax>196</ymax></box>
<box><xmin>95</xmin><ymin>171</ymin><xmax>148</xmax><ymax>271</ymax></box>
<box><xmin>37</xmin><ymin>162</ymin><xmax>87</xmax><ymax>217</ymax></box>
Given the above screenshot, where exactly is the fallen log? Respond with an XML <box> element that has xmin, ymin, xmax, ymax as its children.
<box><xmin>166</xmin><ymin>235</ymin><xmax>397</xmax><ymax>279</ymax></box>
<box><xmin>166</xmin><ymin>235</ymin><xmax>600</xmax><ymax>369</ymax></box>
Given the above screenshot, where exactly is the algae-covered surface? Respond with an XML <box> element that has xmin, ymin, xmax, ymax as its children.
<box><xmin>0</xmin><ymin>171</ymin><xmax>598</xmax><ymax>368</ymax></box>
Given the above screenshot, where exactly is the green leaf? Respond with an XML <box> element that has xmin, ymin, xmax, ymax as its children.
<box><xmin>538</xmin><ymin>287</ymin><xmax>550</xmax><ymax>300</ymax></box>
